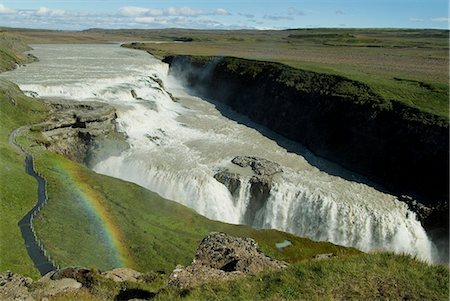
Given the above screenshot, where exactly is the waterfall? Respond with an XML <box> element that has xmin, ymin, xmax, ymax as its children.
<box><xmin>1</xmin><ymin>44</ymin><xmax>437</xmax><ymax>263</ymax></box>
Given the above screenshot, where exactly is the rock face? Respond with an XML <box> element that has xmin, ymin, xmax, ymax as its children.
<box><xmin>213</xmin><ymin>170</ymin><xmax>241</xmax><ymax>198</ymax></box>
<box><xmin>214</xmin><ymin>156</ymin><xmax>282</xmax><ymax>223</ymax></box>
<box><xmin>36</xmin><ymin>100</ymin><xmax>127</xmax><ymax>165</ymax></box>
<box><xmin>164</xmin><ymin>55</ymin><xmax>449</xmax><ymax>205</ymax></box>
<box><xmin>169</xmin><ymin>232</ymin><xmax>288</xmax><ymax>289</ymax></box>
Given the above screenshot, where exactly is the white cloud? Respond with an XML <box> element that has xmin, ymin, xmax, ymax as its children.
<box><xmin>118</xmin><ymin>6</ymin><xmax>162</xmax><ymax>17</ymax></box>
<box><xmin>431</xmin><ymin>17</ymin><xmax>449</xmax><ymax>22</ymax></box>
<box><xmin>165</xmin><ymin>6</ymin><xmax>204</xmax><ymax>17</ymax></box>
<box><xmin>215</xmin><ymin>8</ymin><xmax>230</xmax><ymax>16</ymax></box>
<box><xmin>409</xmin><ymin>18</ymin><xmax>424</xmax><ymax>22</ymax></box>
<box><xmin>36</xmin><ymin>7</ymin><xmax>65</xmax><ymax>17</ymax></box>
<box><xmin>0</xmin><ymin>4</ymin><xmax>15</xmax><ymax>14</ymax></box>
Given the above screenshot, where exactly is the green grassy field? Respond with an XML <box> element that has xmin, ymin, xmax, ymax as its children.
<box><xmin>0</xmin><ymin>79</ymin><xmax>48</xmax><ymax>278</ymax></box>
<box><xmin>41</xmin><ymin>253</ymin><xmax>450</xmax><ymax>300</ymax></box>
<box><xmin>119</xmin><ymin>28</ymin><xmax>449</xmax><ymax>118</ymax></box>
<box><xmin>0</xmin><ymin>32</ymin><xmax>34</xmax><ymax>72</ymax></box>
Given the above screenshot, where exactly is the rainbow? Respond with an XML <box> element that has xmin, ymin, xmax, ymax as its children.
<box><xmin>55</xmin><ymin>159</ymin><xmax>133</xmax><ymax>268</ymax></box>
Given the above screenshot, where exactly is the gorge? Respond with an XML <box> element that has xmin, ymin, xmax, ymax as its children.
<box><xmin>0</xmin><ymin>43</ymin><xmax>443</xmax><ymax>265</ymax></box>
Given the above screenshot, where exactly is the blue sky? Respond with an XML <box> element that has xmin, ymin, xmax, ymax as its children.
<box><xmin>0</xmin><ymin>0</ymin><xmax>448</xmax><ymax>30</ymax></box>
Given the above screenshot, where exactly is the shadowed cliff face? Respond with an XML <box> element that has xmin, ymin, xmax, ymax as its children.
<box><xmin>163</xmin><ymin>55</ymin><xmax>449</xmax><ymax>256</ymax></box>
<box><xmin>163</xmin><ymin>55</ymin><xmax>449</xmax><ymax>205</ymax></box>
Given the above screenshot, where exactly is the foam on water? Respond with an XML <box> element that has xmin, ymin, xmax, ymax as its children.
<box><xmin>0</xmin><ymin>44</ymin><xmax>437</xmax><ymax>262</ymax></box>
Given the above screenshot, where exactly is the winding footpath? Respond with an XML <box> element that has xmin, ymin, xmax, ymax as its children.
<box><xmin>9</xmin><ymin>126</ymin><xmax>57</xmax><ymax>276</ymax></box>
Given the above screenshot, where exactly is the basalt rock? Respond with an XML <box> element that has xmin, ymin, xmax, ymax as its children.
<box><xmin>215</xmin><ymin>156</ymin><xmax>282</xmax><ymax>223</ymax></box>
<box><xmin>231</xmin><ymin>156</ymin><xmax>283</xmax><ymax>176</ymax></box>
<box><xmin>213</xmin><ymin>170</ymin><xmax>241</xmax><ymax>198</ymax></box>
<box><xmin>35</xmin><ymin>100</ymin><xmax>127</xmax><ymax>165</ymax></box>
<box><xmin>169</xmin><ymin>232</ymin><xmax>288</xmax><ymax>289</ymax></box>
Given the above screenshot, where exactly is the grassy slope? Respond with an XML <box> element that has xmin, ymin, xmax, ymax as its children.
<box><xmin>0</xmin><ymin>80</ymin><xmax>47</xmax><ymax>278</ymax></box>
<box><xmin>121</xmin><ymin>28</ymin><xmax>449</xmax><ymax>118</ymax></box>
<box><xmin>156</xmin><ymin>253</ymin><xmax>449</xmax><ymax>301</ymax></box>
<box><xmin>20</xmin><ymin>144</ymin><xmax>358</xmax><ymax>272</ymax></box>
<box><xmin>42</xmin><ymin>254</ymin><xmax>450</xmax><ymax>300</ymax></box>
<box><xmin>0</xmin><ymin>32</ymin><xmax>33</xmax><ymax>72</ymax></box>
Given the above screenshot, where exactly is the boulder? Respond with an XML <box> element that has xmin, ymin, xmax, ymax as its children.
<box><xmin>48</xmin><ymin>267</ymin><xmax>94</xmax><ymax>288</ymax></box>
<box><xmin>214</xmin><ymin>156</ymin><xmax>283</xmax><ymax>223</ymax></box>
<box><xmin>102</xmin><ymin>268</ymin><xmax>143</xmax><ymax>283</ymax></box>
<box><xmin>213</xmin><ymin>170</ymin><xmax>241</xmax><ymax>198</ymax></box>
<box><xmin>169</xmin><ymin>232</ymin><xmax>288</xmax><ymax>289</ymax></box>
<box><xmin>231</xmin><ymin>156</ymin><xmax>283</xmax><ymax>176</ymax></box>
<box><xmin>35</xmin><ymin>277</ymin><xmax>82</xmax><ymax>297</ymax></box>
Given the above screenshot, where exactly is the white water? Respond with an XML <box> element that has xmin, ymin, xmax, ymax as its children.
<box><xmin>1</xmin><ymin>44</ymin><xmax>437</xmax><ymax>262</ymax></box>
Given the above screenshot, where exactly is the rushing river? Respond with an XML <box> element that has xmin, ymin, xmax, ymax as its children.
<box><xmin>1</xmin><ymin>44</ymin><xmax>437</xmax><ymax>262</ymax></box>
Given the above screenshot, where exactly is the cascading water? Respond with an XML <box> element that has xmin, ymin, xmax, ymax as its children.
<box><xmin>0</xmin><ymin>44</ymin><xmax>437</xmax><ymax>262</ymax></box>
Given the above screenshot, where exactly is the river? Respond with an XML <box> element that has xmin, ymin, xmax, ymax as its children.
<box><xmin>0</xmin><ymin>44</ymin><xmax>437</xmax><ymax>262</ymax></box>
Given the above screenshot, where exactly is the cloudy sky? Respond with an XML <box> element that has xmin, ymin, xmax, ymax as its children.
<box><xmin>0</xmin><ymin>0</ymin><xmax>448</xmax><ymax>30</ymax></box>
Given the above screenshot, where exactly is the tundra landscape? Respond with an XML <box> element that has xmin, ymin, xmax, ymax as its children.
<box><xmin>0</xmin><ymin>1</ymin><xmax>449</xmax><ymax>300</ymax></box>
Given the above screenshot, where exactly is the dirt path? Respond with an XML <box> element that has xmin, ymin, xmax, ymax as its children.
<box><xmin>9</xmin><ymin>126</ymin><xmax>57</xmax><ymax>276</ymax></box>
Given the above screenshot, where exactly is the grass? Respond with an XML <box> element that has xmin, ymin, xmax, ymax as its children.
<box><xmin>120</xmin><ymin>28</ymin><xmax>449</xmax><ymax>118</ymax></box>
<box><xmin>154</xmin><ymin>253</ymin><xmax>449</xmax><ymax>301</ymax></box>
<box><xmin>0</xmin><ymin>79</ymin><xmax>48</xmax><ymax>278</ymax></box>
<box><xmin>30</xmin><ymin>253</ymin><xmax>450</xmax><ymax>300</ymax></box>
<box><xmin>0</xmin><ymin>32</ymin><xmax>34</xmax><ymax>72</ymax></box>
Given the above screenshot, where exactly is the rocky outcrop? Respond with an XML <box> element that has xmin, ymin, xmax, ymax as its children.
<box><xmin>164</xmin><ymin>55</ymin><xmax>449</xmax><ymax>206</ymax></box>
<box><xmin>0</xmin><ymin>271</ymin><xmax>34</xmax><ymax>301</ymax></box>
<box><xmin>35</xmin><ymin>100</ymin><xmax>127</xmax><ymax>165</ymax></box>
<box><xmin>0</xmin><ymin>267</ymin><xmax>149</xmax><ymax>300</ymax></box>
<box><xmin>215</xmin><ymin>156</ymin><xmax>282</xmax><ymax>223</ymax></box>
<box><xmin>169</xmin><ymin>232</ymin><xmax>288</xmax><ymax>289</ymax></box>
<box><xmin>48</xmin><ymin>267</ymin><xmax>94</xmax><ymax>288</ymax></box>
<box><xmin>213</xmin><ymin>170</ymin><xmax>241</xmax><ymax>198</ymax></box>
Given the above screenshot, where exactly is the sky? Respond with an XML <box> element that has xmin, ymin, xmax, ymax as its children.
<box><xmin>0</xmin><ymin>0</ymin><xmax>448</xmax><ymax>30</ymax></box>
